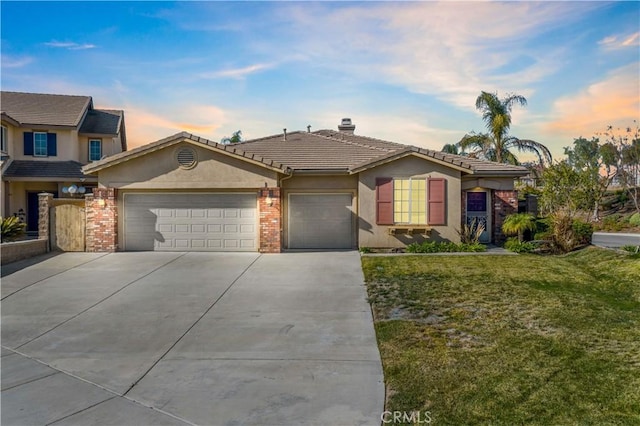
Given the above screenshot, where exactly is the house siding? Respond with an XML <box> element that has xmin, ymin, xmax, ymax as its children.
<box><xmin>358</xmin><ymin>156</ymin><xmax>462</xmax><ymax>248</ymax></box>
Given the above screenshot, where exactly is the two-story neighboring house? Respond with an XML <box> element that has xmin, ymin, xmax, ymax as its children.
<box><xmin>1</xmin><ymin>91</ymin><xmax>127</xmax><ymax>233</ymax></box>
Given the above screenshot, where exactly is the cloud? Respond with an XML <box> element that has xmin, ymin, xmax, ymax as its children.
<box><xmin>599</xmin><ymin>32</ymin><xmax>640</xmax><ymax>49</ymax></box>
<box><xmin>198</xmin><ymin>63</ymin><xmax>275</xmax><ymax>79</ymax></box>
<box><xmin>122</xmin><ymin>104</ymin><xmax>227</xmax><ymax>148</ymax></box>
<box><xmin>1</xmin><ymin>54</ymin><xmax>33</xmax><ymax>68</ymax></box>
<box><xmin>44</xmin><ymin>40</ymin><xmax>97</xmax><ymax>50</ymax></box>
<box><xmin>545</xmin><ymin>62</ymin><xmax>640</xmax><ymax>137</ymax></box>
<box><xmin>268</xmin><ymin>2</ymin><xmax>604</xmax><ymax>110</ymax></box>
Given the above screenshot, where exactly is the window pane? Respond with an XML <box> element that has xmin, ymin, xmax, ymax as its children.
<box><xmin>34</xmin><ymin>133</ymin><xmax>47</xmax><ymax>156</ymax></box>
<box><xmin>89</xmin><ymin>140</ymin><xmax>102</xmax><ymax>161</ymax></box>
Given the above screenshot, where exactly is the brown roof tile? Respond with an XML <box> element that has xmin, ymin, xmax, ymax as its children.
<box><xmin>1</xmin><ymin>91</ymin><xmax>92</xmax><ymax>127</ymax></box>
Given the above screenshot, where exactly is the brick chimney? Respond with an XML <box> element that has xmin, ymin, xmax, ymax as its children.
<box><xmin>338</xmin><ymin>118</ymin><xmax>355</xmax><ymax>134</ymax></box>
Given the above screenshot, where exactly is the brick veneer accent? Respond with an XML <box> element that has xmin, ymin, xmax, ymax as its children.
<box><xmin>493</xmin><ymin>190</ymin><xmax>518</xmax><ymax>244</ymax></box>
<box><xmin>85</xmin><ymin>188</ymin><xmax>118</xmax><ymax>252</ymax></box>
<box><xmin>259</xmin><ymin>188</ymin><xmax>281</xmax><ymax>253</ymax></box>
<box><xmin>38</xmin><ymin>193</ymin><xmax>54</xmax><ymax>246</ymax></box>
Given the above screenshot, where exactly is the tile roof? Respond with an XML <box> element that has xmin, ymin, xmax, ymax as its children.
<box><xmin>1</xmin><ymin>91</ymin><xmax>92</xmax><ymax>128</ymax></box>
<box><xmin>83</xmin><ymin>132</ymin><xmax>290</xmax><ymax>174</ymax></box>
<box><xmin>79</xmin><ymin>109</ymin><xmax>123</xmax><ymax>135</ymax></box>
<box><xmin>83</xmin><ymin>130</ymin><xmax>528</xmax><ymax>177</ymax></box>
<box><xmin>3</xmin><ymin>160</ymin><xmax>92</xmax><ymax>179</ymax></box>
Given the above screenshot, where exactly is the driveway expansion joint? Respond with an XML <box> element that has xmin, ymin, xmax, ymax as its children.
<box><xmin>122</xmin><ymin>253</ymin><xmax>264</xmax><ymax>396</ymax></box>
<box><xmin>14</xmin><ymin>252</ymin><xmax>190</xmax><ymax>350</ymax></box>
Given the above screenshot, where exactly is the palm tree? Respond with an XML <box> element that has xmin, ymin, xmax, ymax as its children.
<box><xmin>441</xmin><ymin>143</ymin><xmax>459</xmax><ymax>155</ymax></box>
<box><xmin>458</xmin><ymin>91</ymin><xmax>552</xmax><ymax>166</ymax></box>
<box><xmin>502</xmin><ymin>213</ymin><xmax>536</xmax><ymax>242</ymax></box>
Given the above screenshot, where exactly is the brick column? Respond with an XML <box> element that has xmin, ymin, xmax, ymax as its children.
<box><xmin>85</xmin><ymin>188</ymin><xmax>118</xmax><ymax>252</ymax></box>
<box><xmin>38</xmin><ymin>193</ymin><xmax>54</xmax><ymax>251</ymax></box>
<box><xmin>259</xmin><ymin>188</ymin><xmax>281</xmax><ymax>253</ymax></box>
<box><xmin>493</xmin><ymin>190</ymin><xmax>518</xmax><ymax>244</ymax></box>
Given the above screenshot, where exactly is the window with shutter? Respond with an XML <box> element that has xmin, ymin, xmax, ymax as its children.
<box><xmin>427</xmin><ymin>178</ymin><xmax>446</xmax><ymax>225</ymax></box>
<box><xmin>23</xmin><ymin>132</ymin><xmax>34</xmax><ymax>155</ymax></box>
<box><xmin>47</xmin><ymin>133</ymin><xmax>57</xmax><ymax>156</ymax></box>
<box><xmin>376</xmin><ymin>177</ymin><xmax>393</xmax><ymax>225</ymax></box>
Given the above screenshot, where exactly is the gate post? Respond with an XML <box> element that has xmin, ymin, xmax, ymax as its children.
<box><xmin>38</xmin><ymin>193</ymin><xmax>54</xmax><ymax>252</ymax></box>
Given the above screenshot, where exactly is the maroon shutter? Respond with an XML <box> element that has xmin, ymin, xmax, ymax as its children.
<box><xmin>376</xmin><ymin>177</ymin><xmax>393</xmax><ymax>225</ymax></box>
<box><xmin>428</xmin><ymin>178</ymin><xmax>446</xmax><ymax>225</ymax></box>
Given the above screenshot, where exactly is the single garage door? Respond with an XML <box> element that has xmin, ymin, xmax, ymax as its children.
<box><xmin>288</xmin><ymin>193</ymin><xmax>353</xmax><ymax>249</ymax></box>
<box><xmin>124</xmin><ymin>193</ymin><xmax>257</xmax><ymax>251</ymax></box>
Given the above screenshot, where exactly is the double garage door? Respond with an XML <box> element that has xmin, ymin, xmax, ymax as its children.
<box><xmin>123</xmin><ymin>192</ymin><xmax>353</xmax><ymax>251</ymax></box>
<box><xmin>124</xmin><ymin>193</ymin><xmax>257</xmax><ymax>251</ymax></box>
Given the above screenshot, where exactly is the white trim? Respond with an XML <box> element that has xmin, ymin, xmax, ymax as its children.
<box><xmin>33</xmin><ymin>131</ymin><xmax>48</xmax><ymax>157</ymax></box>
<box><xmin>122</xmin><ymin>191</ymin><xmax>259</xmax><ymax>252</ymax></box>
<box><xmin>0</xmin><ymin>125</ymin><xmax>7</xmax><ymax>153</ymax></box>
<box><xmin>88</xmin><ymin>139</ymin><xmax>102</xmax><ymax>162</ymax></box>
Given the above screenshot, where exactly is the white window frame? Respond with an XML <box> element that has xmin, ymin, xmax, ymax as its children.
<box><xmin>1</xmin><ymin>125</ymin><xmax>7</xmax><ymax>153</ymax></box>
<box><xmin>34</xmin><ymin>132</ymin><xmax>48</xmax><ymax>157</ymax></box>
<box><xmin>89</xmin><ymin>139</ymin><xmax>102</xmax><ymax>162</ymax></box>
<box><xmin>393</xmin><ymin>177</ymin><xmax>426</xmax><ymax>224</ymax></box>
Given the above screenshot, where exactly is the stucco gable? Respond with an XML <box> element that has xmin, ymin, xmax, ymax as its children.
<box><xmin>95</xmin><ymin>141</ymin><xmax>279</xmax><ymax>189</ymax></box>
<box><xmin>82</xmin><ymin>132</ymin><xmax>290</xmax><ymax>176</ymax></box>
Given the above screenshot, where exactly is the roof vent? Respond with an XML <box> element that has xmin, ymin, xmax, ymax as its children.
<box><xmin>176</xmin><ymin>146</ymin><xmax>197</xmax><ymax>169</ymax></box>
<box><xmin>338</xmin><ymin>118</ymin><xmax>355</xmax><ymax>134</ymax></box>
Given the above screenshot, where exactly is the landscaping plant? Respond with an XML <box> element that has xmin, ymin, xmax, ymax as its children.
<box><xmin>456</xmin><ymin>218</ymin><xmax>485</xmax><ymax>244</ymax></box>
<box><xmin>1</xmin><ymin>216</ymin><xmax>26</xmax><ymax>242</ymax></box>
<box><xmin>501</xmin><ymin>213</ymin><xmax>536</xmax><ymax>242</ymax></box>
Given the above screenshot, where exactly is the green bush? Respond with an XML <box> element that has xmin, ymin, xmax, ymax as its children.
<box><xmin>406</xmin><ymin>241</ymin><xmax>486</xmax><ymax>253</ymax></box>
<box><xmin>629</xmin><ymin>213</ymin><xmax>640</xmax><ymax>227</ymax></box>
<box><xmin>1</xmin><ymin>216</ymin><xmax>26</xmax><ymax>242</ymax></box>
<box><xmin>359</xmin><ymin>247</ymin><xmax>372</xmax><ymax>254</ymax></box>
<box><xmin>599</xmin><ymin>214</ymin><xmax>625</xmax><ymax>232</ymax></box>
<box><xmin>572</xmin><ymin>219</ymin><xmax>593</xmax><ymax>245</ymax></box>
<box><xmin>504</xmin><ymin>237</ymin><xmax>537</xmax><ymax>253</ymax></box>
<box><xmin>621</xmin><ymin>245</ymin><xmax>639</xmax><ymax>254</ymax></box>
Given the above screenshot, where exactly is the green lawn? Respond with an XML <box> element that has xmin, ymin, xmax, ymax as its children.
<box><xmin>362</xmin><ymin>247</ymin><xmax>640</xmax><ymax>425</ymax></box>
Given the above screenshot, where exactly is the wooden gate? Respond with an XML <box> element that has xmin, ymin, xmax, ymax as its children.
<box><xmin>50</xmin><ymin>203</ymin><xmax>86</xmax><ymax>251</ymax></box>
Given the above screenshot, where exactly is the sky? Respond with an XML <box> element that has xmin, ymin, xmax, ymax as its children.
<box><xmin>1</xmin><ymin>1</ymin><xmax>639</xmax><ymax>162</ymax></box>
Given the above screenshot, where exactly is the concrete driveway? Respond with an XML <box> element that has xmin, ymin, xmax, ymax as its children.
<box><xmin>1</xmin><ymin>251</ymin><xmax>384</xmax><ymax>426</ymax></box>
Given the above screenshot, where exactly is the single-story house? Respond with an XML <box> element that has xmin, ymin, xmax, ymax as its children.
<box><xmin>81</xmin><ymin>120</ymin><xmax>528</xmax><ymax>252</ymax></box>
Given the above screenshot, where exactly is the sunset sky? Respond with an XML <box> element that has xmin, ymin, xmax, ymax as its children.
<box><xmin>2</xmin><ymin>1</ymin><xmax>639</xmax><ymax>161</ymax></box>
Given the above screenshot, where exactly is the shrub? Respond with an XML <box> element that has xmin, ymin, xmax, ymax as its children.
<box><xmin>599</xmin><ymin>214</ymin><xmax>625</xmax><ymax>232</ymax></box>
<box><xmin>457</xmin><ymin>218</ymin><xmax>485</xmax><ymax>244</ymax></box>
<box><xmin>502</xmin><ymin>213</ymin><xmax>536</xmax><ymax>242</ymax></box>
<box><xmin>359</xmin><ymin>247</ymin><xmax>372</xmax><ymax>254</ymax></box>
<box><xmin>504</xmin><ymin>237</ymin><xmax>537</xmax><ymax>253</ymax></box>
<box><xmin>572</xmin><ymin>219</ymin><xmax>593</xmax><ymax>245</ymax></box>
<box><xmin>1</xmin><ymin>216</ymin><xmax>26</xmax><ymax>242</ymax></box>
<box><xmin>621</xmin><ymin>245</ymin><xmax>639</xmax><ymax>254</ymax></box>
<box><xmin>406</xmin><ymin>241</ymin><xmax>486</xmax><ymax>253</ymax></box>
<box><xmin>629</xmin><ymin>213</ymin><xmax>640</xmax><ymax>227</ymax></box>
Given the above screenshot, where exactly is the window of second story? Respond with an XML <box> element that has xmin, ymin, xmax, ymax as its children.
<box><xmin>23</xmin><ymin>131</ymin><xmax>57</xmax><ymax>157</ymax></box>
<box><xmin>89</xmin><ymin>139</ymin><xmax>102</xmax><ymax>161</ymax></box>
<box><xmin>1</xmin><ymin>125</ymin><xmax>7</xmax><ymax>152</ymax></box>
<box><xmin>34</xmin><ymin>132</ymin><xmax>48</xmax><ymax>156</ymax></box>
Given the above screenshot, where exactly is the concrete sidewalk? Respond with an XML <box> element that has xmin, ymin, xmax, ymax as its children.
<box><xmin>1</xmin><ymin>251</ymin><xmax>384</xmax><ymax>426</ymax></box>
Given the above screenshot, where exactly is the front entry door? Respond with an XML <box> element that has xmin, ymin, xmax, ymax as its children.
<box><xmin>466</xmin><ymin>191</ymin><xmax>490</xmax><ymax>243</ymax></box>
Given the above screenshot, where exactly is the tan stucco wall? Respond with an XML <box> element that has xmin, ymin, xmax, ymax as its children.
<box><xmin>5</xmin><ymin>181</ymin><xmax>58</xmax><ymax>220</ymax></box>
<box><xmin>79</xmin><ymin>135</ymin><xmax>124</xmax><ymax>163</ymax></box>
<box><xmin>1</xmin><ymin>121</ymin><xmax>17</xmax><ymax>157</ymax></box>
<box><xmin>96</xmin><ymin>142</ymin><xmax>279</xmax><ymax>189</ymax></box>
<box><xmin>10</xmin><ymin>129</ymin><xmax>79</xmax><ymax>161</ymax></box>
<box><xmin>358</xmin><ymin>155</ymin><xmax>463</xmax><ymax>248</ymax></box>
<box><xmin>281</xmin><ymin>174</ymin><xmax>359</xmax><ymax>249</ymax></box>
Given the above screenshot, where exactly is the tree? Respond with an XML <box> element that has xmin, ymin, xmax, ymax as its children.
<box><xmin>599</xmin><ymin>123</ymin><xmax>640</xmax><ymax>214</ymax></box>
<box><xmin>441</xmin><ymin>143</ymin><xmax>460</xmax><ymax>155</ymax></box>
<box><xmin>221</xmin><ymin>130</ymin><xmax>243</xmax><ymax>144</ymax></box>
<box><xmin>564</xmin><ymin>137</ymin><xmax>617</xmax><ymax>221</ymax></box>
<box><xmin>501</xmin><ymin>213</ymin><xmax>536</xmax><ymax>242</ymax></box>
<box><xmin>457</xmin><ymin>91</ymin><xmax>552</xmax><ymax>166</ymax></box>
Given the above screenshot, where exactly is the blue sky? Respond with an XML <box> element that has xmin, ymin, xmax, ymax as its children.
<box><xmin>2</xmin><ymin>1</ymin><xmax>639</xmax><ymax>161</ymax></box>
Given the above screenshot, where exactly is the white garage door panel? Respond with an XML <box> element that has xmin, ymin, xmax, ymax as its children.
<box><xmin>289</xmin><ymin>194</ymin><xmax>353</xmax><ymax>249</ymax></box>
<box><xmin>124</xmin><ymin>193</ymin><xmax>257</xmax><ymax>252</ymax></box>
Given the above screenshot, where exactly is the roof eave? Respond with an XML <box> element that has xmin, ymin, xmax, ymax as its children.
<box><xmin>350</xmin><ymin>150</ymin><xmax>472</xmax><ymax>174</ymax></box>
<box><xmin>82</xmin><ymin>133</ymin><xmax>289</xmax><ymax>175</ymax></box>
